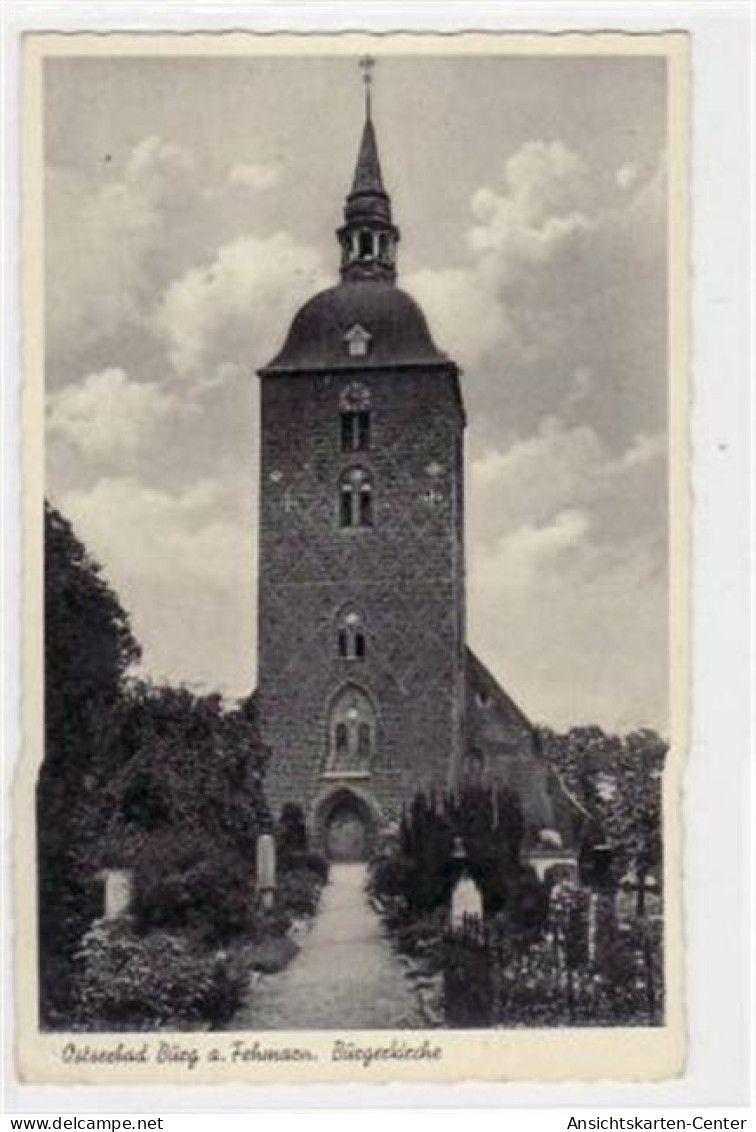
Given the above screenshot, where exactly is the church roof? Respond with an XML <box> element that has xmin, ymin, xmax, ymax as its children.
<box><xmin>260</xmin><ymin>279</ymin><xmax>452</xmax><ymax>374</ymax></box>
<box><xmin>464</xmin><ymin>648</ymin><xmax>583</xmax><ymax>847</ymax></box>
<box><xmin>465</xmin><ymin>648</ymin><xmax>533</xmax><ymax>732</ymax></box>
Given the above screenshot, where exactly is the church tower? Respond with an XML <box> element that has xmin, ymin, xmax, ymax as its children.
<box><xmin>256</xmin><ymin>69</ymin><xmax>467</xmax><ymax>859</ymax></box>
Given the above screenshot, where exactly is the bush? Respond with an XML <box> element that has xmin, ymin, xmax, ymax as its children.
<box><xmin>369</xmin><ymin>853</ymin><xmax>415</xmax><ymax>905</ymax></box>
<box><xmin>277</xmin><ymin>803</ymin><xmax>308</xmax><ymax>858</ymax></box>
<box><xmin>394</xmin><ymin>908</ymin><xmax>446</xmax><ymax>965</ymax></box>
<box><xmin>72</xmin><ymin>921</ymin><xmax>248</xmax><ymax>1031</ymax></box>
<box><xmin>280</xmin><ymin>850</ymin><xmax>330</xmax><ymax>885</ymax></box>
<box><xmin>506</xmin><ymin>868</ymin><xmax>551</xmax><ymax>947</ymax></box>
<box><xmin>276</xmin><ymin>867</ymin><xmax>324</xmax><ymax>918</ymax></box>
<box><xmin>373</xmin><ymin>787</ymin><xmax>526</xmax><ymax>919</ymax></box>
<box><xmin>252</xmin><ymin>904</ymin><xmax>292</xmax><ymax>941</ymax></box>
<box><xmin>132</xmin><ymin>830</ymin><xmax>254</xmax><ymax>944</ymax></box>
<box><xmin>599</xmin><ymin>917</ymin><xmax>663</xmax><ymax>1022</ymax></box>
<box><xmin>442</xmin><ymin>904</ymin><xmax>663</xmax><ymax>1028</ymax></box>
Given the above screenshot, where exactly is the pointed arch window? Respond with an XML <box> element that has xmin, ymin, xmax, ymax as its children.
<box><xmin>336</xmin><ymin>609</ymin><xmax>366</xmax><ymax>661</ymax></box>
<box><xmin>339</xmin><ymin>467</ymin><xmax>373</xmax><ymax>528</ymax></box>
<box><xmin>327</xmin><ymin>685</ymin><xmax>376</xmax><ymax>774</ymax></box>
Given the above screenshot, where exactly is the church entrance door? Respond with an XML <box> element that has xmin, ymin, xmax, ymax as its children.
<box><xmin>326</xmin><ymin>799</ymin><xmax>368</xmax><ymax>861</ymax></box>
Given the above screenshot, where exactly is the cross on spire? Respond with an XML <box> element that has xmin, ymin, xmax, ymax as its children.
<box><xmin>359</xmin><ymin>54</ymin><xmax>375</xmax><ymax>119</ymax></box>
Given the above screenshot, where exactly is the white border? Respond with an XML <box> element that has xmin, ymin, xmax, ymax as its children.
<box><xmin>1</xmin><ymin>0</ymin><xmax>753</xmax><ymax>1112</ymax></box>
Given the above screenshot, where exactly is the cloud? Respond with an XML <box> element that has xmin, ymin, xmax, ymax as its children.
<box><xmin>407</xmin><ymin>141</ymin><xmax>594</xmax><ymax>370</ymax></box>
<box><xmin>616</xmin><ymin>162</ymin><xmax>641</xmax><ymax>190</ymax></box>
<box><xmin>153</xmin><ymin>232</ymin><xmax>328</xmax><ymax>380</ymax></box>
<box><xmin>467</xmin><ymin>417</ymin><xmax>668</xmax><ymax>731</ymax></box>
<box><xmin>46</xmin><ymin>137</ymin><xmax>200</xmax><ymax>367</ymax></box>
<box><xmin>477</xmin><ymin>507</ymin><xmax>592</xmax><ymax>590</ymax></box>
<box><xmin>47</xmin><ymin>367</ymin><xmax>184</xmax><ymax>463</ymax></box>
<box><xmin>471</xmin><ymin>419</ymin><xmax>603</xmax><ymax>546</ymax></box>
<box><xmin>560</xmin><ymin>367</ymin><xmax>593</xmax><ymax>414</ymax></box>
<box><xmin>228</xmin><ymin>162</ymin><xmax>281</xmax><ymax>192</ymax></box>
<box><xmin>467</xmin><ymin>140</ymin><xmax>592</xmax><ymax>267</ymax></box>
<box><xmin>125</xmin><ymin>136</ymin><xmax>195</xmax><ymax>184</ymax></box>
<box><xmin>470</xmin><ymin>521</ymin><xmax>667</xmax><ymax>733</ymax></box>
<box><xmin>46</xmin><ymin>135</ymin><xmax>296</xmax><ymax>383</ymax></box>
<box><xmin>618</xmin><ymin>431</ymin><xmax>666</xmax><ymax>470</ymax></box>
<box><xmin>405</xmin><ymin>138</ymin><xmax>597</xmax><ymax>380</ymax></box>
<box><xmin>405</xmin><ymin>263</ymin><xmax>517</xmax><ymax>371</ymax></box>
<box><xmin>60</xmin><ymin>475</ymin><xmax>256</xmax><ymax>696</ymax></box>
<box><xmin>406</xmin><ymin>141</ymin><xmax>667</xmax><ymax>450</ymax></box>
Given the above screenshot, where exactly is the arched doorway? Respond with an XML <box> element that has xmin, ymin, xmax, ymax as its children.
<box><xmin>327</xmin><ymin>796</ymin><xmax>368</xmax><ymax>861</ymax></box>
<box><xmin>312</xmin><ymin>787</ymin><xmax>380</xmax><ymax>862</ymax></box>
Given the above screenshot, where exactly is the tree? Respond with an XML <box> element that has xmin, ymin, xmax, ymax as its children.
<box><xmin>38</xmin><ymin>502</ymin><xmax>140</xmax><ymax>1021</ymax></box>
<box><xmin>102</xmin><ymin>681</ymin><xmax>270</xmax><ymax>862</ymax></box>
<box><xmin>373</xmin><ymin>786</ymin><xmax>530</xmax><ymax>920</ymax></box>
<box><xmin>537</xmin><ymin>725</ymin><xmax>621</xmax><ymax>817</ymax></box>
<box><xmin>43</xmin><ymin>502</ymin><xmax>140</xmax><ymax>771</ymax></box>
<box><xmin>539</xmin><ymin>723</ymin><xmax>667</xmax><ymax>915</ymax></box>
<box><xmin>87</xmin><ymin>681</ymin><xmax>271</xmax><ymax>947</ymax></box>
<box><xmin>601</xmin><ymin>729</ymin><xmax>666</xmax><ymax>915</ymax></box>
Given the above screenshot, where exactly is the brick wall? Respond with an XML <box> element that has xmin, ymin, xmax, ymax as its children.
<box><xmin>256</xmin><ymin>365</ymin><xmax>466</xmax><ymax>828</ymax></box>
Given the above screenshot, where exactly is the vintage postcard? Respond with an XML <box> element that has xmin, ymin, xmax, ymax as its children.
<box><xmin>15</xmin><ymin>29</ymin><xmax>689</xmax><ymax>1084</ymax></box>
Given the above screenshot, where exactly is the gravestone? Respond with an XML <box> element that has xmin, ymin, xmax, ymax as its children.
<box><xmin>256</xmin><ymin>833</ymin><xmax>277</xmax><ymax>909</ymax></box>
<box><xmin>450</xmin><ymin>872</ymin><xmax>483</xmax><ymax>927</ymax></box>
<box><xmin>100</xmin><ymin>868</ymin><xmax>133</xmax><ymax>921</ymax></box>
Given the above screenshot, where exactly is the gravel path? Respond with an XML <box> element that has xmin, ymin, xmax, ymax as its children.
<box><xmin>230</xmin><ymin>862</ymin><xmax>423</xmax><ymax>1030</ymax></box>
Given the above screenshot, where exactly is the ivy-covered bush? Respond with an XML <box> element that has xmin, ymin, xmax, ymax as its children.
<box><xmin>72</xmin><ymin>922</ymin><xmax>248</xmax><ymax>1031</ymax></box>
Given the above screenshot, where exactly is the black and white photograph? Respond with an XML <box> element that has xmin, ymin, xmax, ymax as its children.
<box><xmin>16</xmin><ymin>30</ymin><xmax>691</xmax><ymax>1084</ymax></box>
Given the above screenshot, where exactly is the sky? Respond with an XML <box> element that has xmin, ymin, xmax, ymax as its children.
<box><xmin>44</xmin><ymin>52</ymin><xmax>669</xmax><ymax>733</ymax></box>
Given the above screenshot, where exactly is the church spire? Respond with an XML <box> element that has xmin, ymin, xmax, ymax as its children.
<box><xmin>348</xmin><ymin>56</ymin><xmax>387</xmax><ymax>206</ymax></box>
<box><xmin>349</xmin><ymin>114</ymin><xmax>386</xmax><ymax>202</ymax></box>
<box><xmin>337</xmin><ymin>57</ymin><xmax>400</xmax><ymax>283</ymax></box>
